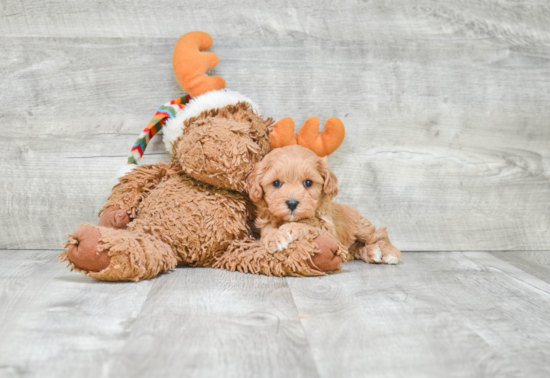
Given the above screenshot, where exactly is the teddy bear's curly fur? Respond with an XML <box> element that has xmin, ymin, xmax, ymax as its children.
<box><xmin>60</xmin><ymin>102</ymin><xmax>344</xmax><ymax>281</ymax></box>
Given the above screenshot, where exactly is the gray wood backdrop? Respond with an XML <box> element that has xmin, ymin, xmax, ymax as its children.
<box><xmin>1</xmin><ymin>0</ymin><xmax>549</xmax><ymax>251</ymax></box>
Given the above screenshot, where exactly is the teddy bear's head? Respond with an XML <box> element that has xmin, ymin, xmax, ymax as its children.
<box><xmin>165</xmin><ymin>93</ymin><xmax>272</xmax><ymax>192</ymax></box>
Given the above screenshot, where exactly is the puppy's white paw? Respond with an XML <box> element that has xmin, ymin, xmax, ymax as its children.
<box><xmin>276</xmin><ymin>235</ymin><xmax>290</xmax><ymax>251</ymax></box>
<box><xmin>359</xmin><ymin>243</ymin><xmax>401</xmax><ymax>265</ymax></box>
<box><xmin>262</xmin><ymin>230</ymin><xmax>291</xmax><ymax>252</ymax></box>
<box><xmin>279</xmin><ymin>223</ymin><xmax>313</xmax><ymax>243</ymax></box>
<box><xmin>370</xmin><ymin>245</ymin><xmax>383</xmax><ymax>263</ymax></box>
<box><xmin>358</xmin><ymin>244</ymin><xmax>382</xmax><ymax>263</ymax></box>
<box><xmin>381</xmin><ymin>243</ymin><xmax>401</xmax><ymax>265</ymax></box>
<box><xmin>383</xmin><ymin>254</ymin><xmax>400</xmax><ymax>265</ymax></box>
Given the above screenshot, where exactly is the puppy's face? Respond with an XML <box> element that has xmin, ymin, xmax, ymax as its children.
<box><xmin>247</xmin><ymin>145</ymin><xmax>338</xmax><ymax>222</ymax></box>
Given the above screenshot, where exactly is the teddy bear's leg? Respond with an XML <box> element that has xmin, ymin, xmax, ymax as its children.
<box><xmin>59</xmin><ymin>224</ymin><xmax>178</xmax><ymax>281</ymax></box>
<box><xmin>100</xmin><ymin>162</ymin><xmax>179</xmax><ymax>223</ymax></box>
<box><xmin>214</xmin><ymin>233</ymin><xmax>344</xmax><ymax>277</ymax></box>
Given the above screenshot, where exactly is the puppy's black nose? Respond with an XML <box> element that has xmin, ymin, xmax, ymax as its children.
<box><xmin>286</xmin><ymin>199</ymin><xmax>299</xmax><ymax>211</ymax></box>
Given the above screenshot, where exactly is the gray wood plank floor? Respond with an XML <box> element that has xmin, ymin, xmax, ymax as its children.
<box><xmin>1</xmin><ymin>250</ymin><xmax>549</xmax><ymax>378</ymax></box>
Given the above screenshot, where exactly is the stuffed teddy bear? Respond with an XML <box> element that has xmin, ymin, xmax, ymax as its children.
<box><xmin>59</xmin><ymin>31</ymin><xmax>347</xmax><ymax>281</ymax></box>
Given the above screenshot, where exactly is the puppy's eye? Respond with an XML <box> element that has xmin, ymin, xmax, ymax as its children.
<box><xmin>273</xmin><ymin>180</ymin><xmax>282</xmax><ymax>188</ymax></box>
<box><xmin>304</xmin><ymin>180</ymin><xmax>313</xmax><ymax>188</ymax></box>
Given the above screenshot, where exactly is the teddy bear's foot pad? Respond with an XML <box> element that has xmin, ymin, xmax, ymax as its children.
<box><xmin>308</xmin><ymin>234</ymin><xmax>342</xmax><ymax>272</ymax></box>
<box><xmin>67</xmin><ymin>227</ymin><xmax>111</xmax><ymax>272</ymax></box>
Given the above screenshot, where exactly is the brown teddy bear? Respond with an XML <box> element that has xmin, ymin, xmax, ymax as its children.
<box><xmin>59</xmin><ymin>31</ymin><xmax>347</xmax><ymax>281</ymax></box>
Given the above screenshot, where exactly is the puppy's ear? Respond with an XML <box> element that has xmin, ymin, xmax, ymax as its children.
<box><xmin>320</xmin><ymin>158</ymin><xmax>338</xmax><ymax>198</ymax></box>
<box><xmin>247</xmin><ymin>161</ymin><xmax>265</xmax><ymax>202</ymax></box>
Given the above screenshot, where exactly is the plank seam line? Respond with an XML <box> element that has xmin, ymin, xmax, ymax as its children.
<box><xmin>462</xmin><ymin>252</ymin><xmax>550</xmax><ymax>296</ymax></box>
<box><xmin>65</xmin><ymin>153</ymin><xmax>168</xmax><ymax>159</ymax></box>
<box><xmin>0</xmin><ymin>249</ymin><xmax>64</xmax><ymax>251</ymax></box>
<box><xmin>284</xmin><ymin>277</ymin><xmax>323</xmax><ymax>378</ymax></box>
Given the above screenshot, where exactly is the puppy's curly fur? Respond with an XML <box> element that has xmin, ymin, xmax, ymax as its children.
<box><xmin>247</xmin><ymin>145</ymin><xmax>401</xmax><ymax>265</ymax></box>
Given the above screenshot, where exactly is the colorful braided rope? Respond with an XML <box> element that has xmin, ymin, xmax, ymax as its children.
<box><xmin>128</xmin><ymin>95</ymin><xmax>192</xmax><ymax>164</ymax></box>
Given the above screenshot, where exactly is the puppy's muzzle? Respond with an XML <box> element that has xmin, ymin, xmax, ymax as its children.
<box><xmin>286</xmin><ymin>199</ymin><xmax>299</xmax><ymax>211</ymax></box>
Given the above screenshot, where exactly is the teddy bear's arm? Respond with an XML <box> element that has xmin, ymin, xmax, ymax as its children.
<box><xmin>100</xmin><ymin>162</ymin><xmax>178</xmax><ymax>220</ymax></box>
<box><xmin>213</xmin><ymin>230</ymin><xmax>345</xmax><ymax>277</ymax></box>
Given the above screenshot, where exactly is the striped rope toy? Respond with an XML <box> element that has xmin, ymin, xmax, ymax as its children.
<box><xmin>128</xmin><ymin>95</ymin><xmax>192</xmax><ymax>165</ymax></box>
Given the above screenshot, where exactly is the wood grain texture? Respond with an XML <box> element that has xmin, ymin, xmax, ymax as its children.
<box><xmin>1</xmin><ymin>1</ymin><xmax>549</xmax><ymax>250</ymax></box>
<box><xmin>0</xmin><ymin>250</ymin><xmax>155</xmax><ymax>378</ymax></box>
<box><xmin>489</xmin><ymin>250</ymin><xmax>550</xmax><ymax>284</ymax></box>
<box><xmin>287</xmin><ymin>252</ymin><xmax>550</xmax><ymax>378</ymax></box>
<box><xmin>2</xmin><ymin>0</ymin><xmax>550</xmax><ymax>43</ymax></box>
<box><xmin>104</xmin><ymin>267</ymin><xmax>318</xmax><ymax>378</ymax></box>
<box><xmin>2</xmin><ymin>250</ymin><xmax>550</xmax><ymax>377</ymax></box>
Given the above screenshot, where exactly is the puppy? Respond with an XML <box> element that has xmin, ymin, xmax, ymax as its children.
<box><xmin>247</xmin><ymin>145</ymin><xmax>401</xmax><ymax>265</ymax></box>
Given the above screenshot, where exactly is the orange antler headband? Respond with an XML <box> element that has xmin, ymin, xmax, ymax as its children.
<box><xmin>269</xmin><ymin>117</ymin><xmax>346</xmax><ymax>157</ymax></box>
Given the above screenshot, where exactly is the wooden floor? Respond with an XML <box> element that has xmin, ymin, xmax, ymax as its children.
<box><xmin>1</xmin><ymin>250</ymin><xmax>549</xmax><ymax>378</ymax></box>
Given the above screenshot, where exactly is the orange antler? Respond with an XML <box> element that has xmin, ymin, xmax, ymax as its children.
<box><xmin>270</xmin><ymin>117</ymin><xmax>345</xmax><ymax>157</ymax></box>
<box><xmin>172</xmin><ymin>31</ymin><xmax>226</xmax><ymax>98</ymax></box>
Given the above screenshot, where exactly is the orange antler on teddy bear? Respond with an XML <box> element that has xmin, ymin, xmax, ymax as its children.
<box><xmin>172</xmin><ymin>31</ymin><xmax>226</xmax><ymax>98</ymax></box>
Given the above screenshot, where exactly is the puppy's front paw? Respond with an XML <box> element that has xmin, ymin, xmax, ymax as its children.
<box><xmin>278</xmin><ymin>223</ymin><xmax>314</xmax><ymax>243</ymax></box>
<box><xmin>262</xmin><ymin>230</ymin><xmax>291</xmax><ymax>252</ymax></box>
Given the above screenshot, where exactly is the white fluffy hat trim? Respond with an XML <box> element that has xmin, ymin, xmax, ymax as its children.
<box><xmin>116</xmin><ymin>163</ymin><xmax>138</xmax><ymax>179</ymax></box>
<box><xmin>162</xmin><ymin>89</ymin><xmax>259</xmax><ymax>152</ymax></box>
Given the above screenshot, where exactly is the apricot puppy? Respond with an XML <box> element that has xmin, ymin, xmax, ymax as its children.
<box><xmin>247</xmin><ymin>145</ymin><xmax>401</xmax><ymax>265</ymax></box>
